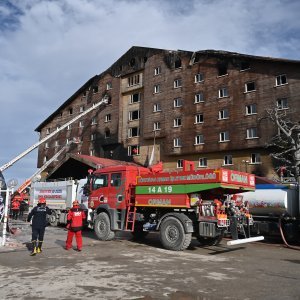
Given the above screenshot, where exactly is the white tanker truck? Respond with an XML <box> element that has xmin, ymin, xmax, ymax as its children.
<box><xmin>233</xmin><ymin>183</ymin><xmax>300</xmax><ymax>244</ymax></box>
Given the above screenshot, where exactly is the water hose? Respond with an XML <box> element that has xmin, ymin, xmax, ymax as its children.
<box><xmin>278</xmin><ymin>217</ymin><xmax>300</xmax><ymax>250</ymax></box>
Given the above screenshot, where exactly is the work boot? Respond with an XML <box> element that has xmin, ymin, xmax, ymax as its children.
<box><xmin>30</xmin><ymin>241</ymin><xmax>37</xmax><ymax>256</ymax></box>
<box><xmin>37</xmin><ymin>241</ymin><xmax>43</xmax><ymax>253</ymax></box>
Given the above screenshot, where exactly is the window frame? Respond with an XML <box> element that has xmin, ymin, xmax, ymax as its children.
<box><xmin>245</xmin><ymin>81</ymin><xmax>256</xmax><ymax>93</ymax></box>
<box><xmin>276</xmin><ymin>98</ymin><xmax>289</xmax><ymax>110</ymax></box>
<box><xmin>246</xmin><ymin>127</ymin><xmax>258</xmax><ymax>139</ymax></box>
<box><xmin>219</xmin><ymin>131</ymin><xmax>230</xmax><ymax>142</ymax></box>
<box><xmin>198</xmin><ymin>157</ymin><xmax>207</xmax><ymax>167</ymax></box>
<box><xmin>195</xmin><ymin>113</ymin><xmax>204</xmax><ymax>124</ymax></box>
<box><xmin>276</xmin><ymin>74</ymin><xmax>287</xmax><ymax>86</ymax></box>
<box><xmin>195</xmin><ymin>93</ymin><xmax>204</xmax><ymax>103</ymax></box>
<box><xmin>195</xmin><ymin>73</ymin><xmax>204</xmax><ymax>83</ymax></box>
<box><xmin>245</xmin><ymin>104</ymin><xmax>257</xmax><ymax>115</ymax></box>
<box><xmin>173</xmin><ymin>118</ymin><xmax>182</xmax><ymax>128</ymax></box>
<box><xmin>223</xmin><ymin>155</ymin><xmax>233</xmax><ymax>166</ymax></box>
<box><xmin>174</xmin><ymin>78</ymin><xmax>182</xmax><ymax>88</ymax></box>
<box><xmin>218</xmin><ymin>109</ymin><xmax>229</xmax><ymax>120</ymax></box>
<box><xmin>195</xmin><ymin>134</ymin><xmax>204</xmax><ymax>145</ymax></box>
<box><xmin>218</xmin><ymin>87</ymin><xmax>228</xmax><ymax>98</ymax></box>
<box><xmin>173</xmin><ymin>138</ymin><xmax>182</xmax><ymax>148</ymax></box>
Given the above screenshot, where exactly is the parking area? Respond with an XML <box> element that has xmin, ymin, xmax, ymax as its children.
<box><xmin>0</xmin><ymin>220</ymin><xmax>299</xmax><ymax>300</ymax></box>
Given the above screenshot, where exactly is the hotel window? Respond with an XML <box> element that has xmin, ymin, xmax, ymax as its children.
<box><xmin>218</xmin><ymin>63</ymin><xmax>228</xmax><ymax>76</ymax></box>
<box><xmin>174</xmin><ymin>58</ymin><xmax>182</xmax><ymax>69</ymax></box>
<box><xmin>174</xmin><ymin>118</ymin><xmax>182</xmax><ymax>127</ymax></box>
<box><xmin>105</xmin><ymin>114</ymin><xmax>111</xmax><ymax>122</ymax></box>
<box><xmin>246</xmin><ymin>104</ymin><xmax>257</xmax><ymax>115</ymax></box>
<box><xmin>106</xmin><ymin>82</ymin><xmax>112</xmax><ymax>90</ymax></box>
<box><xmin>251</xmin><ymin>153</ymin><xmax>261</xmax><ymax>164</ymax></box>
<box><xmin>276</xmin><ymin>74</ymin><xmax>287</xmax><ymax>86</ymax></box>
<box><xmin>195</xmin><ymin>134</ymin><xmax>204</xmax><ymax>145</ymax></box>
<box><xmin>154</xmin><ymin>66</ymin><xmax>161</xmax><ymax>75</ymax></box>
<box><xmin>174</xmin><ymin>97</ymin><xmax>183</xmax><ymax>107</ymax></box>
<box><xmin>174</xmin><ymin>78</ymin><xmax>182</xmax><ymax>88</ymax></box>
<box><xmin>128</xmin><ymin>145</ymin><xmax>140</xmax><ymax>156</ymax></box>
<box><xmin>223</xmin><ymin>155</ymin><xmax>233</xmax><ymax>165</ymax></box>
<box><xmin>91</xmin><ymin>117</ymin><xmax>97</xmax><ymax>125</ymax></box>
<box><xmin>198</xmin><ymin>157</ymin><xmax>207</xmax><ymax>167</ymax></box>
<box><xmin>195</xmin><ymin>73</ymin><xmax>204</xmax><ymax>83</ymax></box>
<box><xmin>93</xmin><ymin>86</ymin><xmax>98</xmax><ymax>94</ymax></box>
<box><xmin>219</xmin><ymin>131</ymin><xmax>229</xmax><ymax>142</ymax></box>
<box><xmin>173</xmin><ymin>138</ymin><xmax>182</xmax><ymax>147</ymax></box>
<box><xmin>245</xmin><ymin>81</ymin><xmax>256</xmax><ymax>92</ymax></box>
<box><xmin>154</xmin><ymin>84</ymin><xmax>161</xmax><ymax>94</ymax></box>
<box><xmin>195</xmin><ymin>93</ymin><xmax>204</xmax><ymax>103</ymax></box>
<box><xmin>277</xmin><ymin>98</ymin><xmax>288</xmax><ymax>110</ymax></box>
<box><xmin>177</xmin><ymin>159</ymin><xmax>183</xmax><ymax>168</ymax></box>
<box><xmin>79</xmin><ymin>106</ymin><xmax>85</xmax><ymax>113</ymax></box>
<box><xmin>129</xmin><ymin>110</ymin><xmax>140</xmax><ymax>121</ymax></box>
<box><xmin>128</xmin><ymin>74</ymin><xmax>140</xmax><ymax>87</ymax></box>
<box><xmin>218</xmin><ymin>109</ymin><xmax>229</xmax><ymax>120</ymax></box>
<box><xmin>105</xmin><ymin>130</ymin><xmax>110</xmax><ymax>139</ymax></box>
<box><xmin>128</xmin><ymin>127</ymin><xmax>140</xmax><ymax>138</ymax></box>
<box><xmin>240</xmin><ymin>61</ymin><xmax>250</xmax><ymax>71</ymax></box>
<box><xmin>218</xmin><ymin>87</ymin><xmax>228</xmax><ymax>98</ymax></box>
<box><xmin>153</xmin><ymin>122</ymin><xmax>161</xmax><ymax>131</ymax></box>
<box><xmin>246</xmin><ymin>127</ymin><xmax>258</xmax><ymax>139</ymax></box>
<box><xmin>130</xmin><ymin>93</ymin><xmax>141</xmax><ymax>104</ymax></box>
<box><xmin>195</xmin><ymin>113</ymin><xmax>204</xmax><ymax>124</ymax></box>
<box><xmin>153</xmin><ymin>103</ymin><xmax>161</xmax><ymax>112</ymax></box>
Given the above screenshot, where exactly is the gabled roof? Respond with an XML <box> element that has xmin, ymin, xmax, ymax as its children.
<box><xmin>47</xmin><ymin>154</ymin><xmax>140</xmax><ymax>180</ymax></box>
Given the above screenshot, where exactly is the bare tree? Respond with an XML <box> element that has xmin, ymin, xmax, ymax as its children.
<box><xmin>266</xmin><ymin>108</ymin><xmax>300</xmax><ymax>181</ymax></box>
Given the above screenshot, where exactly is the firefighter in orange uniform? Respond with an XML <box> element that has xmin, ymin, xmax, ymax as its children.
<box><xmin>65</xmin><ymin>200</ymin><xmax>86</xmax><ymax>251</ymax></box>
<box><xmin>11</xmin><ymin>197</ymin><xmax>20</xmax><ymax>220</ymax></box>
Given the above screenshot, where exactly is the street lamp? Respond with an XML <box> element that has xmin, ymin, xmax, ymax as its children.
<box><xmin>1</xmin><ymin>178</ymin><xmax>18</xmax><ymax>246</ymax></box>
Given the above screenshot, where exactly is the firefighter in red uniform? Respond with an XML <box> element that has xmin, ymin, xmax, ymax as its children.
<box><xmin>65</xmin><ymin>200</ymin><xmax>86</xmax><ymax>251</ymax></box>
<box><xmin>11</xmin><ymin>198</ymin><xmax>20</xmax><ymax>220</ymax></box>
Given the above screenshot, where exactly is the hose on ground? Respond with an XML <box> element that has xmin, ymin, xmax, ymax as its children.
<box><xmin>278</xmin><ymin>217</ymin><xmax>300</xmax><ymax>251</ymax></box>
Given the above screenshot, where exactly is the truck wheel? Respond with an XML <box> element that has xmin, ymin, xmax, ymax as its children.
<box><xmin>131</xmin><ymin>222</ymin><xmax>149</xmax><ymax>240</ymax></box>
<box><xmin>94</xmin><ymin>212</ymin><xmax>115</xmax><ymax>241</ymax></box>
<box><xmin>48</xmin><ymin>211</ymin><xmax>58</xmax><ymax>227</ymax></box>
<box><xmin>159</xmin><ymin>217</ymin><xmax>192</xmax><ymax>251</ymax></box>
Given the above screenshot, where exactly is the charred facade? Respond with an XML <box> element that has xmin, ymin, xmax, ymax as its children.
<box><xmin>35</xmin><ymin>46</ymin><xmax>300</xmax><ymax>179</ymax></box>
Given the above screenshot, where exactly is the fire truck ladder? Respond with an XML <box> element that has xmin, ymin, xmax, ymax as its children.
<box><xmin>0</xmin><ymin>96</ymin><xmax>109</xmax><ymax>173</ymax></box>
<box><xmin>125</xmin><ymin>185</ymin><xmax>136</xmax><ymax>231</ymax></box>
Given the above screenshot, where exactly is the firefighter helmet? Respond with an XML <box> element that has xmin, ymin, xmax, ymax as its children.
<box><xmin>73</xmin><ymin>200</ymin><xmax>80</xmax><ymax>207</ymax></box>
<box><xmin>38</xmin><ymin>197</ymin><xmax>46</xmax><ymax>204</ymax></box>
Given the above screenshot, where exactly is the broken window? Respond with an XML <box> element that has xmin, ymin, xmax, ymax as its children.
<box><xmin>218</xmin><ymin>63</ymin><xmax>228</xmax><ymax>76</ymax></box>
<box><xmin>240</xmin><ymin>61</ymin><xmax>250</xmax><ymax>71</ymax></box>
<box><xmin>245</xmin><ymin>81</ymin><xmax>256</xmax><ymax>92</ymax></box>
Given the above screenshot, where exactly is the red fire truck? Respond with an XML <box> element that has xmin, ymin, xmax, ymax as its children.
<box><xmin>85</xmin><ymin>160</ymin><xmax>263</xmax><ymax>251</ymax></box>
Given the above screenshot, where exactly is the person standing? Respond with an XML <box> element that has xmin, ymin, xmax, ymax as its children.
<box><xmin>27</xmin><ymin>197</ymin><xmax>52</xmax><ymax>256</ymax></box>
<box><xmin>65</xmin><ymin>200</ymin><xmax>86</xmax><ymax>251</ymax></box>
<box><xmin>11</xmin><ymin>198</ymin><xmax>20</xmax><ymax>220</ymax></box>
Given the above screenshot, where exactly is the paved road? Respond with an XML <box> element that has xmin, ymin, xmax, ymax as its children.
<box><xmin>0</xmin><ymin>220</ymin><xmax>299</xmax><ymax>300</ymax></box>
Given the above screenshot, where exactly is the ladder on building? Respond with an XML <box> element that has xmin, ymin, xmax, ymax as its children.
<box><xmin>125</xmin><ymin>185</ymin><xmax>136</xmax><ymax>231</ymax></box>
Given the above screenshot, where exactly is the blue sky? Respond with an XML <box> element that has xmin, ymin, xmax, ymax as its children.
<box><xmin>1</xmin><ymin>0</ymin><xmax>300</xmax><ymax>187</ymax></box>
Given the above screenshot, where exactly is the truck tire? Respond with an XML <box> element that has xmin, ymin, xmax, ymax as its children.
<box><xmin>159</xmin><ymin>216</ymin><xmax>192</xmax><ymax>251</ymax></box>
<box><xmin>131</xmin><ymin>222</ymin><xmax>149</xmax><ymax>240</ymax></box>
<box><xmin>48</xmin><ymin>210</ymin><xmax>58</xmax><ymax>227</ymax></box>
<box><xmin>94</xmin><ymin>212</ymin><xmax>115</xmax><ymax>241</ymax></box>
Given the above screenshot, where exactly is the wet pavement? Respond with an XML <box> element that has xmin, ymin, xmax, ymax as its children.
<box><xmin>0</xmin><ymin>219</ymin><xmax>300</xmax><ymax>300</ymax></box>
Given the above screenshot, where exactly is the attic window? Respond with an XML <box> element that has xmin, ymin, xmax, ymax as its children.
<box><xmin>130</xmin><ymin>58</ymin><xmax>135</xmax><ymax>67</ymax></box>
<box><xmin>175</xmin><ymin>58</ymin><xmax>182</xmax><ymax>69</ymax></box>
<box><xmin>240</xmin><ymin>61</ymin><xmax>250</xmax><ymax>71</ymax></box>
<box><xmin>69</xmin><ymin>108</ymin><xmax>73</xmax><ymax>115</ymax></box>
<box><xmin>93</xmin><ymin>86</ymin><xmax>98</xmax><ymax>93</ymax></box>
<box><xmin>218</xmin><ymin>63</ymin><xmax>228</xmax><ymax>76</ymax></box>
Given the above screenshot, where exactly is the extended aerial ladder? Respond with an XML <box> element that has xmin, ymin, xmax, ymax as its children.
<box><xmin>0</xmin><ymin>96</ymin><xmax>109</xmax><ymax>173</ymax></box>
<box><xmin>15</xmin><ymin>140</ymin><xmax>79</xmax><ymax>194</ymax></box>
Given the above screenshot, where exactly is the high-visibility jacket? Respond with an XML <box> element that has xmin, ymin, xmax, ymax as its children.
<box><xmin>11</xmin><ymin>200</ymin><xmax>20</xmax><ymax>210</ymax></box>
<box><xmin>67</xmin><ymin>207</ymin><xmax>86</xmax><ymax>232</ymax></box>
